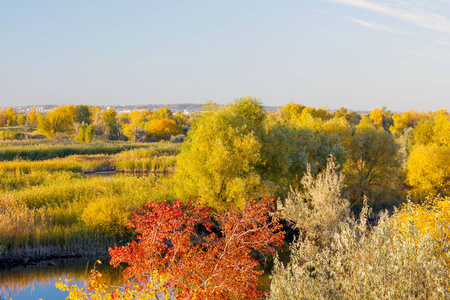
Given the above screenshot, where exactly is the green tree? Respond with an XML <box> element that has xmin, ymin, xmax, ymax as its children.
<box><xmin>16</xmin><ymin>114</ymin><xmax>25</xmax><ymax>126</ymax></box>
<box><xmin>261</xmin><ymin>123</ymin><xmax>308</xmax><ymax>194</ymax></box>
<box><xmin>102</xmin><ymin>108</ymin><xmax>118</xmax><ymax>139</ymax></box>
<box><xmin>74</xmin><ymin>123</ymin><xmax>94</xmax><ymax>143</ymax></box>
<box><xmin>90</xmin><ymin>107</ymin><xmax>104</xmax><ymax>135</ymax></box>
<box><xmin>73</xmin><ymin>105</ymin><xmax>91</xmax><ymax>124</ymax></box>
<box><xmin>343</xmin><ymin>121</ymin><xmax>401</xmax><ymax>204</ymax></box>
<box><xmin>174</xmin><ymin>97</ymin><xmax>269</xmax><ymax>208</ymax></box>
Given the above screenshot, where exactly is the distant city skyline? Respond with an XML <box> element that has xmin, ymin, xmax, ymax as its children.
<box><xmin>1</xmin><ymin>0</ymin><xmax>450</xmax><ymax>112</ymax></box>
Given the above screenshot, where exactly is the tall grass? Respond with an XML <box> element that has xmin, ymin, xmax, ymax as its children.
<box><xmin>0</xmin><ymin>143</ymin><xmax>181</xmax><ymax>173</ymax></box>
<box><xmin>0</xmin><ymin>156</ymin><xmax>110</xmax><ymax>174</ymax></box>
<box><xmin>0</xmin><ymin>142</ymin><xmax>149</xmax><ymax>161</ymax></box>
<box><xmin>0</xmin><ymin>141</ymin><xmax>181</xmax><ymax>261</ymax></box>
<box><xmin>0</xmin><ymin>172</ymin><xmax>177</xmax><ymax>260</ymax></box>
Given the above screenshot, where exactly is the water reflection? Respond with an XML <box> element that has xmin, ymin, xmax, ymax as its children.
<box><xmin>0</xmin><ymin>258</ymin><xmax>124</xmax><ymax>300</ymax></box>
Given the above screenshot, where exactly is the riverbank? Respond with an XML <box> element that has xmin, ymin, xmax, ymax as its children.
<box><xmin>0</xmin><ymin>242</ymin><xmax>114</xmax><ymax>270</ymax></box>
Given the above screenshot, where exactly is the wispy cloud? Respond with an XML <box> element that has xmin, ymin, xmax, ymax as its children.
<box><xmin>326</xmin><ymin>0</ymin><xmax>450</xmax><ymax>34</ymax></box>
<box><xmin>347</xmin><ymin>18</ymin><xmax>410</xmax><ymax>34</ymax></box>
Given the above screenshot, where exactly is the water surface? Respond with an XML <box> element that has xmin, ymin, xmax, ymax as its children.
<box><xmin>0</xmin><ymin>258</ymin><xmax>123</xmax><ymax>300</ymax></box>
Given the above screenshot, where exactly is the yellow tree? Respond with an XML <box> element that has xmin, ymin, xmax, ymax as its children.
<box><xmin>369</xmin><ymin>107</ymin><xmax>392</xmax><ymax>130</ymax></box>
<box><xmin>37</xmin><ymin>105</ymin><xmax>75</xmax><ymax>138</ymax></box>
<box><xmin>4</xmin><ymin>107</ymin><xmax>16</xmax><ymax>126</ymax></box>
<box><xmin>154</xmin><ymin>107</ymin><xmax>173</xmax><ymax>120</ymax></box>
<box><xmin>413</xmin><ymin>120</ymin><xmax>435</xmax><ymax>145</ymax></box>
<box><xmin>27</xmin><ymin>108</ymin><xmax>37</xmax><ymax>126</ymax></box>
<box><xmin>89</xmin><ymin>106</ymin><xmax>104</xmax><ymax>135</ymax></box>
<box><xmin>0</xmin><ymin>110</ymin><xmax>5</xmax><ymax>127</ymax></box>
<box><xmin>123</xmin><ymin>110</ymin><xmax>148</xmax><ymax>141</ymax></box>
<box><xmin>432</xmin><ymin>114</ymin><xmax>450</xmax><ymax>147</ymax></box>
<box><xmin>390</xmin><ymin>110</ymin><xmax>419</xmax><ymax>136</ymax></box>
<box><xmin>282</xmin><ymin>103</ymin><xmax>305</xmax><ymax>123</ymax></box>
<box><xmin>16</xmin><ymin>114</ymin><xmax>25</xmax><ymax>125</ymax></box>
<box><xmin>146</xmin><ymin>118</ymin><xmax>182</xmax><ymax>141</ymax></box>
<box><xmin>407</xmin><ymin>144</ymin><xmax>450</xmax><ymax>196</ymax></box>
<box><xmin>322</xmin><ymin>117</ymin><xmax>353</xmax><ymax>150</ymax></box>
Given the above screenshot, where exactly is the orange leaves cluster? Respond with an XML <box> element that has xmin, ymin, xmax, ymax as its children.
<box><xmin>108</xmin><ymin>198</ymin><xmax>284</xmax><ymax>300</ymax></box>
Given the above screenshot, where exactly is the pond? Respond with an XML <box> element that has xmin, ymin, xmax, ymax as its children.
<box><xmin>0</xmin><ymin>258</ymin><xmax>124</xmax><ymax>300</ymax></box>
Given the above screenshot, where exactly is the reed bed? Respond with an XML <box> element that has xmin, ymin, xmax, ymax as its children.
<box><xmin>0</xmin><ymin>142</ymin><xmax>149</xmax><ymax>161</ymax></box>
<box><xmin>0</xmin><ymin>155</ymin><xmax>111</xmax><ymax>174</ymax></box>
<box><xmin>0</xmin><ymin>142</ymin><xmax>181</xmax><ymax>173</ymax></box>
<box><xmin>0</xmin><ymin>173</ymin><xmax>177</xmax><ymax>259</ymax></box>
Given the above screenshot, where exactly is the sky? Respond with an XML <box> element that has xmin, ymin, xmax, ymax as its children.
<box><xmin>1</xmin><ymin>0</ymin><xmax>450</xmax><ymax>112</ymax></box>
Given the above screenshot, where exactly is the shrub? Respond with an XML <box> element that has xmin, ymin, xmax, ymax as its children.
<box><xmin>278</xmin><ymin>156</ymin><xmax>349</xmax><ymax>248</ymax></box>
<box><xmin>169</xmin><ymin>134</ymin><xmax>185</xmax><ymax>143</ymax></box>
<box><xmin>270</xmin><ymin>202</ymin><xmax>450</xmax><ymax>299</ymax></box>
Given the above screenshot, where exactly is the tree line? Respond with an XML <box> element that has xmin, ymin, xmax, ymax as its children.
<box><xmin>0</xmin><ymin>105</ymin><xmax>194</xmax><ymax>142</ymax></box>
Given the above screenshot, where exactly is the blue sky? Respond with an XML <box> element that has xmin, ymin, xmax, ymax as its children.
<box><xmin>1</xmin><ymin>0</ymin><xmax>450</xmax><ymax>111</ymax></box>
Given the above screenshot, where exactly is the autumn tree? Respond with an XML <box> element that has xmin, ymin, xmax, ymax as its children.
<box><xmin>413</xmin><ymin>120</ymin><xmax>435</xmax><ymax>145</ymax></box>
<box><xmin>343</xmin><ymin>120</ymin><xmax>401</xmax><ymax>204</ymax></box>
<box><xmin>89</xmin><ymin>107</ymin><xmax>104</xmax><ymax>135</ymax></box>
<box><xmin>173</xmin><ymin>111</ymin><xmax>188</xmax><ymax>126</ymax></box>
<box><xmin>107</xmin><ymin>198</ymin><xmax>284</xmax><ymax>300</ymax></box>
<box><xmin>16</xmin><ymin>114</ymin><xmax>25</xmax><ymax>126</ymax></box>
<box><xmin>432</xmin><ymin>114</ymin><xmax>450</xmax><ymax>147</ymax></box>
<box><xmin>154</xmin><ymin>107</ymin><xmax>173</xmax><ymax>120</ymax></box>
<box><xmin>102</xmin><ymin>108</ymin><xmax>118</xmax><ymax>139</ymax></box>
<box><xmin>174</xmin><ymin>97</ymin><xmax>270</xmax><ymax>208</ymax></box>
<box><xmin>74</xmin><ymin>123</ymin><xmax>95</xmax><ymax>143</ymax></box>
<box><xmin>369</xmin><ymin>106</ymin><xmax>392</xmax><ymax>131</ymax></box>
<box><xmin>333</xmin><ymin>107</ymin><xmax>361</xmax><ymax>125</ymax></box>
<box><xmin>57</xmin><ymin>199</ymin><xmax>284</xmax><ymax>300</ymax></box>
<box><xmin>27</xmin><ymin>108</ymin><xmax>37</xmax><ymax>126</ymax></box>
<box><xmin>390</xmin><ymin>110</ymin><xmax>419</xmax><ymax>136</ymax></box>
<box><xmin>282</xmin><ymin>103</ymin><xmax>306</xmax><ymax>123</ymax></box>
<box><xmin>123</xmin><ymin>110</ymin><xmax>148</xmax><ymax>141</ymax></box>
<box><xmin>146</xmin><ymin>118</ymin><xmax>183</xmax><ymax>141</ymax></box>
<box><xmin>0</xmin><ymin>110</ymin><xmax>5</xmax><ymax>127</ymax></box>
<box><xmin>4</xmin><ymin>107</ymin><xmax>16</xmax><ymax>126</ymax></box>
<box><xmin>37</xmin><ymin>105</ymin><xmax>75</xmax><ymax>138</ymax></box>
<box><xmin>322</xmin><ymin>117</ymin><xmax>353</xmax><ymax>150</ymax></box>
<box><xmin>407</xmin><ymin>144</ymin><xmax>450</xmax><ymax>197</ymax></box>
